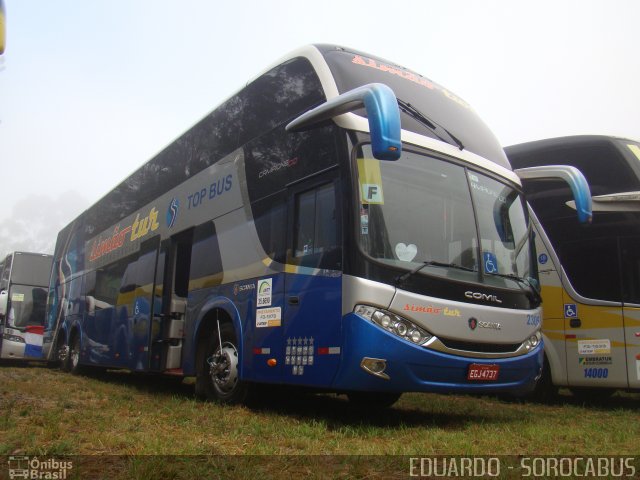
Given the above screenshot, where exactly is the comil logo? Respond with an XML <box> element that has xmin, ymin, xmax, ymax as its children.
<box><xmin>166</xmin><ymin>198</ymin><xmax>179</xmax><ymax>229</ymax></box>
<box><xmin>464</xmin><ymin>291</ymin><xmax>503</xmax><ymax>304</ymax></box>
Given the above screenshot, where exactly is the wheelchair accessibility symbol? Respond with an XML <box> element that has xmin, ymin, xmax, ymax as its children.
<box><xmin>564</xmin><ymin>304</ymin><xmax>578</xmax><ymax>318</ymax></box>
<box><xmin>483</xmin><ymin>252</ymin><xmax>498</xmax><ymax>274</ymax></box>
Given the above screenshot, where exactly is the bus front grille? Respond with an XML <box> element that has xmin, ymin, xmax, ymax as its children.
<box><xmin>438</xmin><ymin>337</ymin><xmax>521</xmax><ymax>354</ymax></box>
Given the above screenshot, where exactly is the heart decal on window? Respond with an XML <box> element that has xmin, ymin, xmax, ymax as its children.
<box><xmin>395</xmin><ymin>243</ymin><xmax>417</xmax><ymax>262</ymax></box>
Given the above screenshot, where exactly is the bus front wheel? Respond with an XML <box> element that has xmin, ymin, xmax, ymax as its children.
<box><xmin>569</xmin><ymin>387</ymin><xmax>615</xmax><ymax>403</ymax></box>
<box><xmin>346</xmin><ymin>391</ymin><xmax>401</xmax><ymax>409</ymax></box>
<box><xmin>68</xmin><ymin>334</ymin><xmax>83</xmax><ymax>375</ymax></box>
<box><xmin>203</xmin><ymin>323</ymin><xmax>249</xmax><ymax>404</ymax></box>
<box><xmin>56</xmin><ymin>335</ymin><xmax>70</xmax><ymax>372</ymax></box>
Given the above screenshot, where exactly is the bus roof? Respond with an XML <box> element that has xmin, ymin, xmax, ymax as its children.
<box><xmin>506</xmin><ymin>134</ymin><xmax>640</xmax><ymax>198</ymax></box>
<box><xmin>505</xmin><ymin>134</ymin><xmax>636</xmax><ymax>156</ymax></box>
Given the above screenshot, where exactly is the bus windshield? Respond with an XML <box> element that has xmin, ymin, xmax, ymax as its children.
<box><xmin>356</xmin><ymin>145</ymin><xmax>532</xmax><ymax>288</ymax></box>
<box><xmin>7</xmin><ymin>285</ymin><xmax>48</xmax><ymax>328</ymax></box>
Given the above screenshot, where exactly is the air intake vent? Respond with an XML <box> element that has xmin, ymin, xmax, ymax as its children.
<box><xmin>439</xmin><ymin>337</ymin><xmax>520</xmax><ymax>354</ymax></box>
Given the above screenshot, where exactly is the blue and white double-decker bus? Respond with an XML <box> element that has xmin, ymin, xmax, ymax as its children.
<box><xmin>44</xmin><ymin>45</ymin><xmax>590</xmax><ymax>406</ymax></box>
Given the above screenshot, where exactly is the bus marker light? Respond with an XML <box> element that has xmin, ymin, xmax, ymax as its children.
<box><xmin>318</xmin><ymin>347</ymin><xmax>341</xmax><ymax>355</ymax></box>
<box><xmin>267</xmin><ymin>358</ymin><xmax>277</xmax><ymax>367</ymax></box>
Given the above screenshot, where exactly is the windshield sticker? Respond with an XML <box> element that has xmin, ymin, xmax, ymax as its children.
<box><xmin>395</xmin><ymin>243</ymin><xmax>417</xmax><ymax>262</ymax></box>
<box><xmin>351</xmin><ymin>55</ymin><xmax>470</xmax><ymax>109</ymax></box>
<box><xmin>468</xmin><ymin>173</ymin><xmax>508</xmax><ymax>204</ymax></box>
<box><xmin>483</xmin><ymin>252</ymin><xmax>498</xmax><ymax>274</ymax></box>
<box><xmin>357</xmin><ymin>158</ymin><xmax>384</xmax><ymax>204</ymax></box>
<box><xmin>360</xmin><ymin>210</ymin><xmax>369</xmax><ymax>235</ymax></box>
<box><xmin>11</xmin><ymin>293</ymin><xmax>24</xmax><ymax>302</ymax></box>
<box><xmin>627</xmin><ymin>144</ymin><xmax>640</xmax><ymax>161</ymax></box>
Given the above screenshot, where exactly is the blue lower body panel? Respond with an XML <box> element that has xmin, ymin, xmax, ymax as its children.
<box><xmin>332</xmin><ymin>313</ymin><xmax>543</xmax><ymax>395</ymax></box>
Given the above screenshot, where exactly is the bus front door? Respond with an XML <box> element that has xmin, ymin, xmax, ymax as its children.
<box><xmin>621</xmin><ymin>236</ymin><xmax>640</xmax><ymax>389</ymax></box>
<box><xmin>624</xmin><ymin>304</ymin><xmax>640</xmax><ymax>389</ymax></box>
<box><xmin>283</xmin><ymin>177</ymin><xmax>343</xmax><ymax>387</ymax></box>
<box><xmin>130</xmin><ymin>236</ymin><xmax>162</xmax><ymax>371</ymax></box>
<box><xmin>562</xmin><ymin>237</ymin><xmax>628</xmax><ymax>389</ymax></box>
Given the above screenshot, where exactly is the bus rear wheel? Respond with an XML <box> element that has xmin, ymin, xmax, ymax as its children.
<box><xmin>203</xmin><ymin>323</ymin><xmax>249</xmax><ymax>404</ymax></box>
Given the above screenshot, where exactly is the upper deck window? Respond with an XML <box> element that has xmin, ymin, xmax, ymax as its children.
<box><xmin>321</xmin><ymin>47</ymin><xmax>509</xmax><ymax>168</ymax></box>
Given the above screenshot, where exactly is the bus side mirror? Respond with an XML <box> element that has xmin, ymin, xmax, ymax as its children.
<box><xmin>0</xmin><ymin>290</ymin><xmax>7</xmax><ymax>317</ymax></box>
<box><xmin>514</xmin><ymin>165</ymin><xmax>593</xmax><ymax>224</ymax></box>
<box><xmin>286</xmin><ymin>83</ymin><xmax>402</xmax><ymax>161</ymax></box>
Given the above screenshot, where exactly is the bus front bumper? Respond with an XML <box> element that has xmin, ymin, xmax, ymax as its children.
<box><xmin>331</xmin><ymin>313</ymin><xmax>543</xmax><ymax>395</ymax></box>
<box><xmin>1</xmin><ymin>337</ymin><xmax>26</xmax><ymax>359</ymax></box>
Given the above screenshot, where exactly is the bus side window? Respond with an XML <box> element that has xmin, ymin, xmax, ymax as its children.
<box><xmin>189</xmin><ymin>222</ymin><xmax>223</xmax><ymax>290</ymax></box>
<box><xmin>560</xmin><ymin>237</ymin><xmax>621</xmax><ymax>302</ymax></box>
<box><xmin>292</xmin><ymin>182</ymin><xmax>341</xmax><ymax>270</ymax></box>
<box><xmin>174</xmin><ymin>242</ymin><xmax>192</xmax><ymax>299</ymax></box>
<box><xmin>253</xmin><ymin>193</ymin><xmax>286</xmax><ymax>264</ymax></box>
<box><xmin>621</xmin><ymin>237</ymin><xmax>640</xmax><ymax>304</ymax></box>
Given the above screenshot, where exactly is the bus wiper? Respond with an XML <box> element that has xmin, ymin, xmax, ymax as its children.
<box><xmin>396</xmin><ymin>99</ymin><xmax>465</xmax><ymax>151</ymax></box>
<box><xmin>395</xmin><ymin>260</ymin><xmax>475</xmax><ymax>286</ymax></box>
<box><xmin>487</xmin><ymin>271</ymin><xmax>542</xmax><ymax>303</ymax></box>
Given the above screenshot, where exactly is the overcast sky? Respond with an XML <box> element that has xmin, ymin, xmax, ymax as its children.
<box><xmin>0</xmin><ymin>0</ymin><xmax>638</xmax><ymax>257</ymax></box>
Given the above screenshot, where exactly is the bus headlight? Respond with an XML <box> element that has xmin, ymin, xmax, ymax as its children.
<box><xmin>524</xmin><ymin>331</ymin><xmax>542</xmax><ymax>350</ymax></box>
<box><xmin>3</xmin><ymin>334</ymin><xmax>25</xmax><ymax>343</ymax></box>
<box><xmin>354</xmin><ymin>305</ymin><xmax>433</xmax><ymax>346</ymax></box>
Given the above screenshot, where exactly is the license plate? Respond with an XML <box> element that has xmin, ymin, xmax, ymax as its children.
<box><xmin>467</xmin><ymin>363</ymin><xmax>500</xmax><ymax>381</ymax></box>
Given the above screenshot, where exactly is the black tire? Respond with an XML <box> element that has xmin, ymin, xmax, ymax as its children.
<box><xmin>68</xmin><ymin>333</ymin><xmax>83</xmax><ymax>375</ymax></box>
<box><xmin>569</xmin><ymin>387</ymin><xmax>615</xmax><ymax>403</ymax></box>
<box><xmin>201</xmin><ymin>322</ymin><xmax>249</xmax><ymax>404</ymax></box>
<box><xmin>530</xmin><ymin>355</ymin><xmax>559</xmax><ymax>402</ymax></box>
<box><xmin>346</xmin><ymin>391</ymin><xmax>402</xmax><ymax>409</ymax></box>
<box><xmin>56</xmin><ymin>334</ymin><xmax>71</xmax><ymax>372</ymax></box>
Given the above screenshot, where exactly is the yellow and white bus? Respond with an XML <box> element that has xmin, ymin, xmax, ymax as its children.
<box><xmin>507</xmin><ymin>135</ymin><xmax>640</xmax><ymax>399</ymax></box>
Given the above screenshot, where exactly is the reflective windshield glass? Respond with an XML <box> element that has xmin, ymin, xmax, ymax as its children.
<box><xmin>468</xmin><ymin>172</ymin><xmax>532</xmax><ymax>285</ymax></box>
<box><xmin>10</xmin><ymin>254</ymin><xmax>52</xmax><ymax>286</ymax></box>
<box><xmin>8</xmin><ymin>285</ymin><xmax>48</xmax><ymax>328</ymax></box>
<box><xmin>356</xmin><ymin>145</ymin><xmax>532</xmax><ymax>288</ymax></box>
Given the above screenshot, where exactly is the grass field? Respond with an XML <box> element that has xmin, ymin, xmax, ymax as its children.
<box><xmin>1</xmin><ymin>361</ymin><xmax>638</xmax><ymax>478</ymax></box>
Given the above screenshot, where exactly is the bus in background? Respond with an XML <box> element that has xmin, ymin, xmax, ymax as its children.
<box><xmin>0</xmin><ymin>252</ymin><xmax>53</xmax><ymax>360</ymax></box>
<box><xmin>507</xmin><ymin>135</ymin><xmax>640</xmax><ymax>399</ymax></box>
<box><xmin>44</xmin><ymin>44</ymin><xmax>590</xmax><ymax>406</ymax></box>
